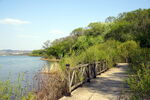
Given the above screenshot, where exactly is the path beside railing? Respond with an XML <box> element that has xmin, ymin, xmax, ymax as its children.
<box><xmin>60</xmin><ymin>63</ymin><xmax>129</xmax><ymax>100</ymax></box>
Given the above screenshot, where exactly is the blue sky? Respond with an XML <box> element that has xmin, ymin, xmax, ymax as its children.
<box><xmin>0</xmin><ymin>0</ymin><xmax>149</xmax><ymax>50</ymax></box>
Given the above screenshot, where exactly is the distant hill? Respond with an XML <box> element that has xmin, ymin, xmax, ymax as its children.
<box><xmin>0</xmin><ymin>49</ymin><xmax>32</xmax><ymax>56</ymax></box>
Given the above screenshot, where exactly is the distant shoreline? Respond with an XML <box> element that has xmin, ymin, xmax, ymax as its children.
<box><xmin>0</xmin><ymin>54</ymin><xmax>30</xmax><ymax>56</ymax></box>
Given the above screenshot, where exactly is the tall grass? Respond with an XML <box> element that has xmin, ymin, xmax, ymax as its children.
<box><xmin>34</xmin><ymin>69</ymin><xmax>68</xmax><ymax>100</ymax></box>
<box><xmin>0</xmin><ymin>73</ymin><xmax>35</xmax><ymax>100</ymax></box>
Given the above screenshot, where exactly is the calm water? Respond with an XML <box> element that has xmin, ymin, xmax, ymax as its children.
<box><xmin>0</xmin><ymin>56</ymin><xmax>48</xmax><ymax>81</ymax></box>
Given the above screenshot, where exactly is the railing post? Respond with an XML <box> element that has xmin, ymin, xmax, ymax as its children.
<box><xmin>66</xmin><ymin>64</ymin><xmax>71</xmax><ymax>96</ymax></box>
<box><xmin>102</xmin><ymin>60</ymin><xmax>104</xmax><ymax>70</ymax></box>
<box><xmin>93</xmin><ymin>61</ymin><xmax>97</xmax><ymax>78</ymax></box>
<box><xmin>105</xmin><ymin>60</ymin><xmax>108</xmax><ymax>70</ymax></box>
<box><xmin>87</xmin><ymin>64</ymin><xmax>90</xmax><ymax>82</ymax></box>
<box><xmin>100</xmin><ymin>61</ymin><xmax>102</xmax><ymax>73</ymax></box>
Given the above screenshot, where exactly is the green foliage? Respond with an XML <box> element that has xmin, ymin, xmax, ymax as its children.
<box><xmin>105</xmin><ymin>21</ymin><xmax>135</xmax><ymax>42</ymax></box>
<box><xmin>73</xmin><ymin>36</ymin><xmax>89</xmax><ymax>50</ymax></box>
<box><xmin>127</xmin><ymin>65</ymin><xmax>150</xmax><ymax>98</ymax></box>
<box><xmin>127</xmin><ymin>48</ymin><xmax>150</xmax><ymax>99</ymax></box>
<box><xmin>21</xmin><ymin>93</ymin><xmax>35</xmax><ymax>100</ymax></box>
<box><xmin>98</xmin><ymin>40</ymin><xmax>121</xmax><ymax>67</ymax></box>
<box><xmin>72</xmin><ymin>35</ymin><xmax>104</xmax><ymax>54</ymax></box>
<box><xmin>105</xmin><ymin>16</ymin><xmax>116</xmax><ymax>23</ymax></box>
<box><xmin>117</xmin><ymin>41</ymin><xmax>139</xmax><ymax>62</ymax></box>
<box><xmin>46</xmin><ymin>37</ymin><xmax>75</xmax><ymax>59</ymax></box>
<box><xmin>85</xmin><ymin>22</ymin><xmax>111</xmax><ymax>36</ymax></box>
<box><xmin>78</xmin><ymin>45</ymin><xmax>103</xmax><ymax>63</ymax></box>
<box><xmin>0</xmin><ymin>80</ymin><xmax>12</xmax><ymax>100</ymax></box>
<box><xmin>60</xmin><ymin>40</ymin><xmax>121</xmax><ymax>69</ymax></box>
<box><xmin>30</xmin><ymin>49</ymin><xmax>45</xmax><ymax>57</ymax></box>
<box><xmin>71</xmin><ymin>27</ymin><xmax>84</xmax><ymax>37</ymax></box>
<box><xmin>60</xmin><ymin>55</ymin><xmax>78</xmax><ymax>69</ymax></box>
<box><xmin>105</xmin><ymin>9</ymin><xmax>150</xmax><ymax>47</ymax></box>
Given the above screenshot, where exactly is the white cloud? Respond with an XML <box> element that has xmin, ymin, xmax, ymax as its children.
<box><xmin>49</xmin><ymin>30</ymin><xmax>65</xmax><ymax>34</ymax></box>
<box><xmin>17</xmin><ymin>34</ymin><xmax>39</xmax><ymax>39</ymax></box>
<box><xmin>0</xmin><ymin>18</ymin><xmax>31</xmax><ymax>25</ymax></box>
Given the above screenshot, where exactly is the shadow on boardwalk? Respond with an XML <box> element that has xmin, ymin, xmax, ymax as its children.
<box><xmin>60</xmin><ymin>63</ymin><xmax>129</xmax><ymax>100</ymax></box>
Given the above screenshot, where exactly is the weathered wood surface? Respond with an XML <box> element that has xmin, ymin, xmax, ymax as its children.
<box><xmin>66</xmin><ymin>60</ymin><xmax>108</xmax><ymax>93</ymax></box>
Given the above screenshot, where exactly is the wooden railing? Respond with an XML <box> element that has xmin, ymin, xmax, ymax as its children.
<box><xmin>66</xmin><ymin>60</ymin><xmax>108</xmax><ymax>94</ymax></box>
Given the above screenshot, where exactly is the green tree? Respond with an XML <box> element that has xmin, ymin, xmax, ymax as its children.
<box><xmin>105</xmin><ymin>16</ymin><xmax>116</xmax><ymax>23</ymax></box>
<box><xmin>71</xmin><ymin>27</ymin><xmax>84</xmax><ymax>37</ymax></box>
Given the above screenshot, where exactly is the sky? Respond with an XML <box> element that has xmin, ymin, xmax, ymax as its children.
<box><xmin>0</xmin><ymin>0</ymin><xmax>150</xmax><ymax>50</ymax></box>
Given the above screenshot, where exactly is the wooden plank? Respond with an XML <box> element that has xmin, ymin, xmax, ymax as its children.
<box><xmin>86</xmin><ymin>65</ymin><xmax>90</xmax><ymax>82</ymax></box>
<box><xmin>70</xmin><ymin>71</ymin><xmax>75</xmax><ymax>88</ymax></box>
<box><xmin>70</xmin><ymin>81</ymin><xmax>83</xmax><ymax>91</ymax></box>
<box><xmin>100</xmin><ymin>68</ymin><xmax>108</xmax><ymax>73</ymax></box>
<box><xmin>81</xmin><ymin>67</ymin><xmax>86</xmax><ymax>77</ymax></box>
<box><xmin>95</xmin><ymin>63</ymin><xmax>98</xmax><ymax>76</ymax></box>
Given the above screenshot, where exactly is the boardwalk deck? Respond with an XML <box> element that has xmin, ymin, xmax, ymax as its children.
<box><xmin>60</xmin><ymin>63</ymin><xmax>129</xmax><ymax>100</ymax></box>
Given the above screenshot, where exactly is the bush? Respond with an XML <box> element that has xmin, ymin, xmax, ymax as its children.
<box><xmin>117</xmin><ymin>40</ymin><xmax>139</xmax><ymax>62</ymax></box>
<box><xmin>127</xmin><ymin>48</ymin><xmax>150</xmax><ymax>99</ymax></box>
<box><xmin>127</xmin><ymin>64</ymin><xmax>150</xmax><ymax>99</ymax></box>
<box><xmin>60</xmin><ymin>40</ymin><xmax>121</xmax><ymax>68</ymax></box>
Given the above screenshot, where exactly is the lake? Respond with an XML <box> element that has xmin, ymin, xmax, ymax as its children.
<box><xmin>0</xmin><ymin>56</ymin><xmax>48</xmax><ymax>82</ymax></box>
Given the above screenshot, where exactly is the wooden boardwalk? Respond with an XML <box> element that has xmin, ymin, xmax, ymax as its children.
<box><xmin>60</xmin><ymin>63</ymin><xmax>129</xmax><ymax>100</ymax></box>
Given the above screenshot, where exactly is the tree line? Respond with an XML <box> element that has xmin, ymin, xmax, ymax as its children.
<box><xmin>31</xmin><ymin>8</ymin><xmax>150</xmax><ymax>59</ymax></box>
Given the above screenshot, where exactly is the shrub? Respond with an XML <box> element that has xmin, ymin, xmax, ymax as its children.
<box><xmin>127</xmin><ymin>64</ymin><xmax>150</xmax><ymax>99</ymax></box>
<box><xmin>127</xmin><ymin>48</ymin><xmax>150</xmax><ymax>99</ymax></box>
<box><xmin>60</xmin><ymin>40</ymin><xmax>121</xmax><ymax>68</ymax></box>
<box><xmin>117</xmin><ymin>40</ymin><xmax>139</xmax><ymax>63</ymax></box>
